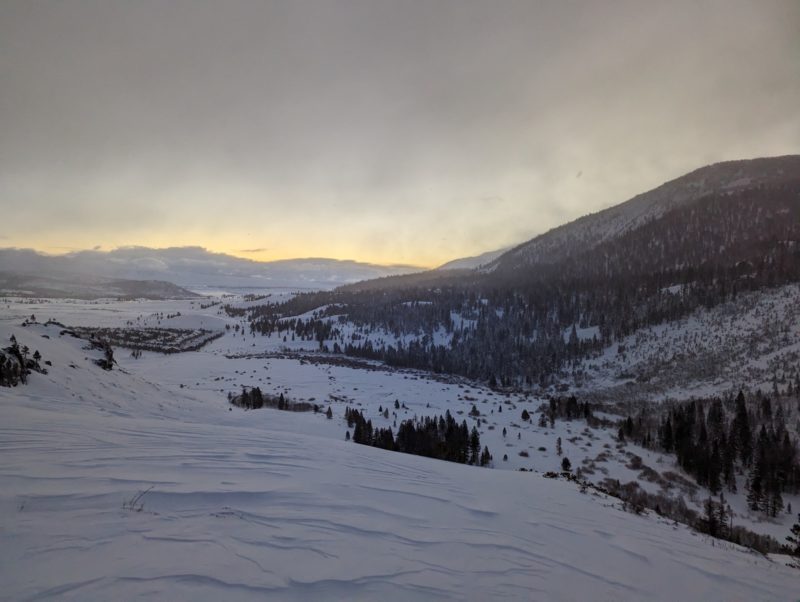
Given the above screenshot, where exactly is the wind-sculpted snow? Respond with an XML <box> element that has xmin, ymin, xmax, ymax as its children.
<box><xmin>1</xmin><ymin>325</ymin><xmax>799</xmax><ymax>600</ymax></box>
<box><xmin>2</xmin><ymin>402</ymin><xmax>799</xmax><ymax>601</ymax></box>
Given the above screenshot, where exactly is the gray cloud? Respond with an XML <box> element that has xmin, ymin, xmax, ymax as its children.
<box><xmin>0</xmin><ymin>0</ymin><xmax>798</xmax><ymax>265</ymax></box>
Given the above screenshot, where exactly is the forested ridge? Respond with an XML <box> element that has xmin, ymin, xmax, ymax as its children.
<box><xmin>236</xmin><ymin>167</ymin><xmax>800</xmax><ymax>389</ymax></box>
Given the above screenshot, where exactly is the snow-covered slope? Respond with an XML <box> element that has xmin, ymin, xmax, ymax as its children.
<box><xmin>574</xmin><ymin>283</ymin><xmax>800</xmax><ymax>402</ymax></box>
<box><xmin>489</xmin><ymin>154</ymin><xmax>800</xmax><ymax>269</ymax></box>
<box><xmin>1</xmin><ymin>318</ymin><xmax>799</xmax><ymax>600</ymax></box>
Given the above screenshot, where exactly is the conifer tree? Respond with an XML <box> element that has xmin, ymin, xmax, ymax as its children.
<box><xmin>786</xmin><ymin>514</ymin><xmax>800</xmax><ymax>556</ymax></box>
<box><xmin>733</xmin><ymin>390</ymin><xmax>752</xmax><ymax>465</ymax></box>
<box><xmin>469</xmin><ymin>427</ymin><xmax>480</xmax><ymax>465</ymax></box>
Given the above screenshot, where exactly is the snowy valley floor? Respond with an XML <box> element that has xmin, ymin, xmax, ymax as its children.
<box><xmin>1</xmin><ymin>299</ymin><xmax>799</xmax><ymax>600</ymax></box>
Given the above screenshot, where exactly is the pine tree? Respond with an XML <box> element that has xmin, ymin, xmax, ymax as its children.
<box><xmin>469</xmin><ymin>427</ymin><xmax>480</xmax><ymax>465</ymax></box>
<box><xmin>768</xmin><ymin>486</ymin><xmax>784</xmax><ymax>518</ymax></box>
<box><xmin>716</xmin><ymin>493</ymin><xmax>729</xmax><ymax>538</ymax></box>
<box><xmin>786</xmin><ymin>514</ymin><xmax>800</xmax><ymax>556</ymax></box>
<box><xmin>660</xmin><ymin>416</ymin><xmax>674</xmax><ymax>452</ymax></box>
<box><xmin>747</xmin><ymin>427</ymin><xmax>770</xmax><ymax>512</ymax></box>
<box><xmin>701</xmin><ymin>497</ymin><xmax>720</xmax><ymax>537</ymax></box>
<box><xmin>708</xmin><ymin>441</ymin><xmax>722</xmax><ymax>494</ymax></box>
<box><xmin>733</xmin><ymin>390</ymin><xmax>752</xmax><ymax>465</ymax></box>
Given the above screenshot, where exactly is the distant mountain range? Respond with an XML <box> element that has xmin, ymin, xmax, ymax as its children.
<box><xmin>0</xmin><ymin>247</ymin><xmax>423</xmax><ymax>293</ymax></box>
<box><xmin>0</xmin><ymin>270</ymin><xmax>198</xmax><ymax>300</ymax></box>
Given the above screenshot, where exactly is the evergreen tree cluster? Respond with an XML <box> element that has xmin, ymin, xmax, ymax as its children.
<box><xmin>619</xmin><ymin>390</ymin><xmax>799</xmax><ymax>517</ymax></box>
<box><xmin>246</xmin><ymin>314</ymin><xmax>339</xmax><ymax>349</ymax></box>
<box><xmin>698</xmin><ymin>494</ymin><xmax>731</xmax><ymax>539</ymax></box>
<box><xmin>0</xmin><ymin>339</ymin><xmax>28</xmax><ymax>386</ymax></box>
<box><xmin>541</xmin><ymin>395</ymin><xmax>596</xmax><ymax>423</ymax></box>
<box><xmin>345</xmin><ymin>407</ymin><xmax>492</xmax><ymax>467</ymax></box>
<box><xmin>0</xmin><ymin>335</ymin><xmax>46</xmax><ymax>387</ymax></box>
<box><xmin>231</xmin><ymin>388</ymin><xmax>319</xmax><ymax>413</ymax></box>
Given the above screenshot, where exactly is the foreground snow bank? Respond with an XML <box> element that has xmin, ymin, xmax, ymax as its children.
<box><xmin>1</xmin><ymin>398</ymin><xmax>798</xmax><ymax>601</ymax></box>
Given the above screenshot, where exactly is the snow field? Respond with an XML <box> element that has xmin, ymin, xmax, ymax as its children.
<box><xmin>1</xmin><ymin>299</ymin><xmax>799</xmax><ymax>600</ymax></box>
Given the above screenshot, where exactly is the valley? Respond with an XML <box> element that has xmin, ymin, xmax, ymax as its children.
<box><xmin>3</xmin><ymin>2</ymin><xmax>798</xmax><ymax>598</ymax></box>
<box><xmin>2</xmin><ymin>295</ymin><xmax>800</xmax><ymax>600</ymax></box>
<box><xmin>3</xmin><ymin>156</ymin><xmax>800</xmax><ymax>600</ymax></box>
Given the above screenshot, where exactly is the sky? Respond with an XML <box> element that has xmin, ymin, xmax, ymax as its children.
<box><xmin>1</xmin><ymin>1</ymin><xmax>798</xmax><ymax>268</ymax></box>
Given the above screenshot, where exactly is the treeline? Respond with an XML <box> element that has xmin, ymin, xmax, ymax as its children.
<box><xmin>345</xmin><ymin>407</ymin><xmax>492</xmax><ymax>467</ymax></box>
<box><xmin>619</xmin><ymin>390</ymin><xmax>800</xmax><ymax>517</ymax></box>
<box><xmin>538</xmin><ymin>395</ymin><xmax>596</xmax><ymax>424</ymax></box>
<box><xmin>230</xmin><ymin>387</ymin><xmax>327</xmax><ymax>415</ymax></box>
<box><xmin>248</xmin><ymin>315</ymin><xmax>339</xmax><ymax>347</ymax></box>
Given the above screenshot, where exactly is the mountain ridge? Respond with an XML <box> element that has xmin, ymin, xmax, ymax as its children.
<box><xmin>0</xmin><ymin>270</ymin><xmax>199</xmax><ymax>300</ymax></box>
<box><xmin>269</xmin><ymin>154</ymin><xmax>800</xmax><ymax>395</ymax></box>
<box><xmin>0</xmin><ymin>246</ymin><xmax>424</xmax><ymax>290</ymax></box>
<box><xmin>488</xmin><ymin>154</ymin><xmax>800</xmax><ymax>272</ymax></box>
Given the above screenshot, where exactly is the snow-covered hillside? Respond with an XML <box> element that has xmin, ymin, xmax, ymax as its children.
<box><xmin>1</xmin><ymin>303</ymin><xmax>799</xmax><ymax>600</ymax></box>
<box><xmin>490</xmin><ymin>155</ymin><xmax>800</xmax><ymax>269</ymax></box>
<box><xmin>576</xmin><ymin>283</ymin><xmax>800</xmax><ymax>402</ymax></box>
<box><xmin>7</xmin><ymin>293</ymin><xmax>800</xmax><ymax>537</ymax></box>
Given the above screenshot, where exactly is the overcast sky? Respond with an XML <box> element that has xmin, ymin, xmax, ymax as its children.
<box><xmin>1</xmin><ymin>0</ymin><xmax>798</xmax><ymax>266</ymax></box>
